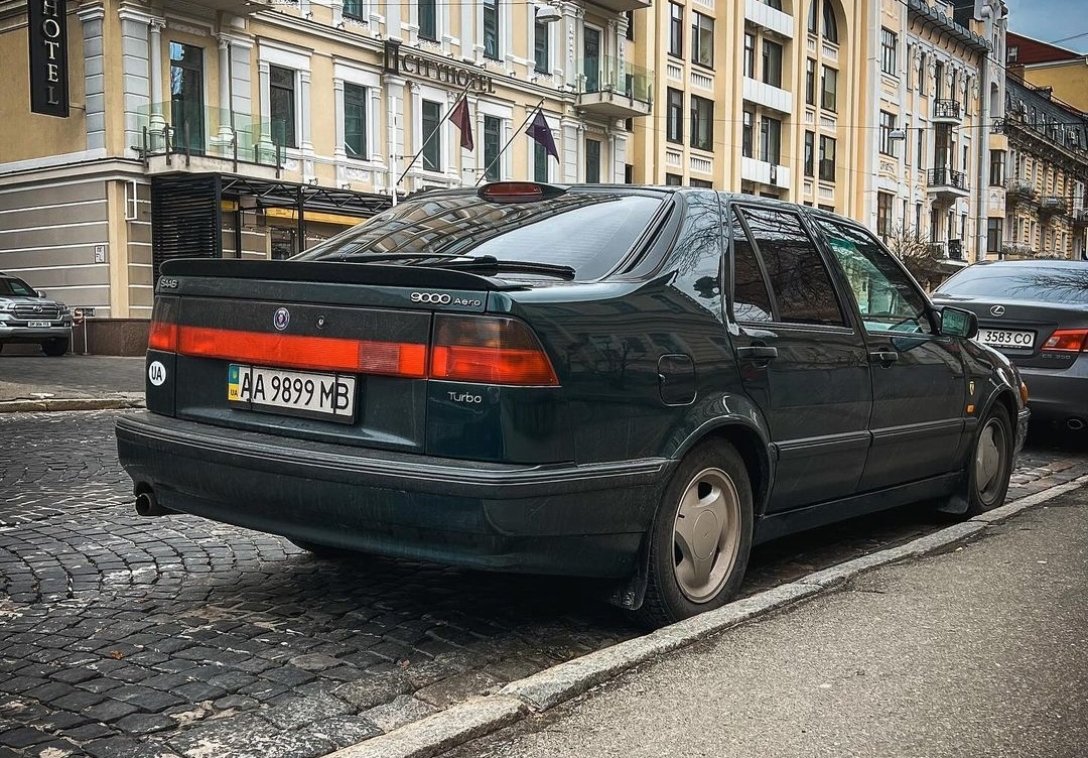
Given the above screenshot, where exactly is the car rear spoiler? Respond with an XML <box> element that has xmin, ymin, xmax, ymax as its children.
<box><xmin>159</xmin><ymin>258</ymin><xmax>530</xmax><ymax>291</ymax></box>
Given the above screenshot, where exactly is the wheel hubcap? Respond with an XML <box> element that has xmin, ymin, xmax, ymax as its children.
<box><xmin>975</xmin><ymin>419</ymin><xmax>1007</xmax><ymax>505</ymax></box>
<box><xmin>672</xmin><ymin>467</ymin><xmax>742</xmax><ymax>604</ymax></box>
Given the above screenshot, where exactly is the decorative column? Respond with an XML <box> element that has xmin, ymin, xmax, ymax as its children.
<box><xmin>333</xmin><ymin>78</ymin><xmax>346</xmax><ymax>161</ymax></box>
<box><xmin>214</xmin><ymin>36</ymin><xmax>234</xmax><ymax>153</ymax></box>
<box><xmin>299</xmin><ymin>70</ymin><xmax>315</xmax><ymax>182</ymax></box>
<box><xmin>148</xmin><ymin>19</ymin><xmax>166</xmax><ymax>140</ymax></box>
<box><xmin>561</xmin><ymin>3</ymin><xmax>578</xmax><ymax>90</ymax></box>
<box><xmin>384</xmin><ymin>74</ymin><xmax>406</xmax><ymax>198</ymax></box>
<box><xmin>257</xmin><ymin>60</ymin><xmax>274</xmax><ymax>159</ymax></box>
<box><xmin>77</xmin><ymin>5</ymin><xmax>107</xmax><ymax>152</ymax></box>
<box><xmin>460</xmin><ymin>0</ymin><xmax>474</xmax><ymax>62</ymax></box>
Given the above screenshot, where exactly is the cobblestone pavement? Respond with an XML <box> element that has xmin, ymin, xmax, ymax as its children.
<box><xmin>0</xmin><ymin>356</ymin><xmax>144</xmax><ymax>403</ymax></box>
<box><xmin>1</xmin><ymin>411</ymin><xmax>1085</xmax><ymax>758</ymax></box>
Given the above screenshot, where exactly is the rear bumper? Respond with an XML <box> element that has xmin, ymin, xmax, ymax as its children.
<box><xmin>1019</xmin><ymin>362</ymin><xmax>1088</xmax><ymax>422</ymax></box>
<box><xmin>115</xmin><ymin>412</ymin><xmax>667</xmax><ymax>578</ymax></box>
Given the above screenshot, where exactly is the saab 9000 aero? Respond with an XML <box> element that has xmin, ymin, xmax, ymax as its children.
<box><xmin>117</xmin><ymin>183</ymin><xmax>1028</xmax><ymax>627</ymax></box>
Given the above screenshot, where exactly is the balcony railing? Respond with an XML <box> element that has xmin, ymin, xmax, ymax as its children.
<box><xmin>576</xmin><ymin>58</ymin><xmax>653</xmax><ymax>119</ymax></box>
<box><xmin>932</xmin><ymin>99</ymin><xmax>962</xmax><ymax>122</ymax></box>
<box><xmin>1040</xmin><ymin>196</ymin><xmax>1068</xmax><ymax>214</ymax></box>
<box><xmin>927</xmin><ymin>167</ymin><xmax>968</xmax><ymax>193</ymax></box>
<box><xmin>136</xmin><ymin>104</ymin><xmax>285</xmax><ymax>173</ymax></box>
<box><xmin>1006</xmin><ymin>178</ymin><xmax>1036</xmax><ymax>199</ymax></box>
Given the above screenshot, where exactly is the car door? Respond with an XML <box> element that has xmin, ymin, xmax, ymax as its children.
<box><xmin>727</xmin><ymin>204</ymin><xmax>872</xmax><ymax>513</ymax></box>
<box><xmin>811</xmin><ymin>217</ymin><xmax>966</xmax><ymax>491</ymax></box>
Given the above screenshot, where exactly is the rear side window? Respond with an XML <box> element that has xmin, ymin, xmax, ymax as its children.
<box><xmin>936</xmin><ymin>265</ymin><xmax>1088</xmax><ymax>305</ymax></box>
<box><xmin>729</xmin><ymin>211</ymin><xmax>774</xmax><ymax>323</ymax></box>
<box><xmin>735</xmin><ymin>206</ymin><xmax>846</xmax><ymax>326</ymax></box>
<box><xmin>295</xmin><ymin>191</ymin><xmax>665</xmax><ymax>281</ymax></box>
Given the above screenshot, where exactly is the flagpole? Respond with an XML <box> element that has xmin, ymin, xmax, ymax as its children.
<box><xmin>394</xmin><ymin>79</ymin><xmax>476</xmax><ymax>196</ymax></box>
<box><xmin>475</xmin><ymin>97</ymin><xmax>547</xmax><ymax>187</ymax></box>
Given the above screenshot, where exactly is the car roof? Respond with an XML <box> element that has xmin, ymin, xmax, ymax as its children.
<box><xmin>964</xmin><ymin>259</ymin><xmax>1088</xmax><ymax>271</ymax></box>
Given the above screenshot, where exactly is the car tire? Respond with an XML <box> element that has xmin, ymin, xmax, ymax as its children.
<box><xmin>42</xmin><ymin>338</ymin><xmax>69</xmax><ymax>357</ymax></box>
<box><xmin>633</xmin><ymin>441</ymin><xmax>754</xmax><ymax>629</ymax></box>
<box><xmin>962</xmin><ymin>404</ymin><xmax>1015</xmax><ymax>517</ymax></box>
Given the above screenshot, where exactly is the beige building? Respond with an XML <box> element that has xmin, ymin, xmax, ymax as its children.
<box><xmin>0</xmin><ymin>0</ymin><xmax>651</xmax><ymax>350</ymax></box>
<box><xmin>1007</xmin><ymin>31</ymin><xmax>1088</xmax><ymax>114</ymax></box>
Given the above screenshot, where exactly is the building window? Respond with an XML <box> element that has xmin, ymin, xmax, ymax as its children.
<box><xmin>667</xmin><ymin>88</ymin><xmax>684</xmax><ymax>144</ymax></box>
<box><xmin>821</xmin><ymin>66</ymin><xmax>837</xmax><ymax>112</ymax></box>
<box><xmin>904</xmin><ymin>119</ymin><xmax>911</xmax><ymax>165</ymax></box>
<box><xmin>692</xmin><ymin>13</ymin><xmax>713</xmax><ymax>67</ymax></box>
<box><xmin>917</xmin><ymin>128</ymin><xmax>925</xmax><ymax>169</ymax></box>
<box><xmin>988</xmin><ymin>149</ymin><xmax>1004</xmax><ymax>186</ymax></box>
<box><xmin>583</xmin><ymin>26</ymin><xmax>601</xmax><ymax>93</ymax></box>
<box><xmin>690</xmin><ymin>95</ymin><xmax>713</xmax><ymax>151</ymax></box>
<box><xmin>585</xmin><ymin>138</ymin><xmax>601</xmax><ymax>182</ymax></box>
<box><xmin>879</xmin><ymin>110</ymin><xmax>897</xmax><ymax>156</ymax></box>
<box><xmin>762</xmin><ymin>40</ymin><xmax>783</xmax><ymax>87</ymax></box>
<box><xmin>170</xmin><ymin>42</ymin><xmax>205</xmax><ymax>154</ymax></box>
<box><xmin>534</xmin><ymin>16</ymin><xmax>550</xmax><ymax>73</ymax></box>
<box><xmin>418</xmin><ymin>0</ymin><xmax>437</xmax><ymax>40</ymax></box>
<box><xmin>483</xmin><ymin>0</ymin><xmax>499</xmax><ymax>60</ymax></box>
<box><xmin>819</xmin><ymin>135</ymin><xmax>836</xmax><ymax>181</ymax></box>
<box><xmin>669</xmin><ymin>3</ymin><xmax>683</xmax><ymax>57</ymax></box>
<box><xmin>742</xmin><ymin>111</ymin><xmax>754</xmax><ymax>158</ymax></box>
<box><xmin>877</xmin><ymin>191</ymin><xmax>893</xmax><ymax>239</ymax></box>
<box><xmin>534</xmin><ymin>142</ymin><xmax>549</xmax><ymax>183</ymax></box>
<box><xmin>269</xmin><ymin>64</ymin><xmax>296</xmax><ymax>149</ymax></box>
<box><xmin>344</xmin><ymin>82</ymin><xmax>367</xmax><ymax>159</ymax></box>
<box><xmin>823</xmin><ymin>1</ymin><xmax>838</xmax><ymax>43</ymax></box>
<box><xmin>807</xmin><ymin>0</ymin><xmax>817</xmax><ymax>34</ymax></box>
<box><xmin>344</xmin><ymin>0</ymin><xmax>365</xmax><ymax>21</ymax></box>
<box><xmin>759</xmin><ymin>116</ymin><xmax>781</xmax><ymax>164</ymax></box>
<box><xmin>484</xmin><ymin>115</ymin><xmax>502</xmax><ymax>181</ymax></box>
<box><xmin>665</xmin><ymin>173</ymin><xmax>683</xmax><ymax>185</ymax></box>
<box><xmin>934</xmin><ymin>59</ymin><xmax>944</xmax><ymax>100</ymax></box>
<box><xmin>690</xmin><ymin>179</ymin><xmax>714</xmax><ymax>188</ymax></box>
<box><xmin>626</xmin><ymin>11</ymin><xmax>634</xmax><ymax>40</ymax></box>
<box><xmin>804</xmin><ymin>130</ymin><xmax>815</xmax><ymax>177</ymax></box>
<box><xmin>743</xmin><ymin>33</ymin><xmax>756</xmax><ymax>78</ymax></box>
<box><xmin>918</xmin><ymin>52</ymin><xmax>927</xmax><ymax>95</ymax></box>
<box><xmin>881</xmin><ymin>28</ymin><xmax>897</xmax><ymax>75</ymax></box>
<box><xmin>805</xmin><ymin>58</ymin><xmax>816</xmax><ymax>105</ymax></box>
<box><xmin>421</xmin><ymin>99</ymin><xmax>441</xmax><ymax>171</ymax></box>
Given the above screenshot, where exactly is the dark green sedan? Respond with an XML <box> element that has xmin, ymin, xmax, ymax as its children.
<box><xmin>116</xmin><ymin>184</ymin><xmax>1029</xmax><ymax>627</ymax></box>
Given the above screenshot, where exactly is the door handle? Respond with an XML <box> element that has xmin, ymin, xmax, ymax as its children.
<box><xmin>869</xmin><ymin>350</ymin><xmax>899</xmax><ymax>366</ymax></box>
<box><xmin>737</xmin><ymin>345</ymin><xmax>779</xmax><ymax>361</ymax></box>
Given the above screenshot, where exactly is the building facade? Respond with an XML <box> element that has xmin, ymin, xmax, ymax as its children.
<box><xmin>0</xmin><ymin>0</ymin><xmax>650</xmax><ymax>350</ymax></box>
<box><xmin>1000</xmin><ymin>76</ymin><xmax>1088</xmax><ymax>260</ymax></box>
<box><xmin>1007</xmin><ymin>31</ymin><xmax>1088</xmax><ymax>114</ymax></box>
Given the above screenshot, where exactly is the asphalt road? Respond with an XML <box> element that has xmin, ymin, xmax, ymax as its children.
<box><xmin>445</xmin><ymin>487</ymin><xmax>1088</xmax><ymax>758</ymax></box>
<box><xmin>0</xmin><ymin>410</ymin><xmax>1085</xmax><ymax>757</ymax></box>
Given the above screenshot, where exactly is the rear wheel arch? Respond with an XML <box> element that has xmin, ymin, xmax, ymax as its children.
<box><xmin>673</xmin><ymin>422</ymin><xmax>773</xmax><ymax>516</ymax></box>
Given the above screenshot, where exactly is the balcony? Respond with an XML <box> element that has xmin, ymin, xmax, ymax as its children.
<box><xmin>188</xmin><ymin>0</ymin><xmax>272</xmax><ymax>13</ymax></box>
<box><xmin>744</xmin><ymin>0</ymin><xmax>794</xmax><ymax>37</ymax></box>
<box><xmin>742</xmin><ymin>77</ymin><xmax>793</xmax><ymax>114</ymax></box>
<box><xmin>578</xmin><ymin>0</ymin><xmax>651</xmax><ymax>12</ymax></box>
<box><xmin>1006</xmin><ymin>178</ymin><xmax>1037</xmax><ymax>201</ymax></box>
<box><xmin>927</xmin><ymin>167</ymin><xmax>969</xmax><ymax>198</ymax></box>
<box><xmin>1074</xmin><ymin>208</ymin><xmax>1088</xmax><ymax>226</ymax></box>
<box><xmin>1039</xmin><ymin>196</ymin><xmax>1068</xmax><ymax>215</ymax></box>
<box><xmin>741</xmin><ymin>156</ymin><xmax>791</xmax><ymax>190</ymax></box>
<box><xmin>928</xmin><ymin>240</ymin><xmax>968</xmax><ymax>266</ymax></box>
<box><xmin>1001</xmin><ymin>242</ymin><xmax>1035</xmax><ymax>258</ymax></box>
<box><xmin>932</xmin><ymin>99</ymin><xmax>962</xmax><ymax>124</ymax></box>
<box><xmin>576</xmin><ymin>58</ymin><xmax>653</xmax><ymax>119</ymax></box>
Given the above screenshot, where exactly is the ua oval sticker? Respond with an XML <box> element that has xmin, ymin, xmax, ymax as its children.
<box><xmin>148</xmin><ymin>360</ymin><xmax>167</xmax><ymax>387</ymax></box>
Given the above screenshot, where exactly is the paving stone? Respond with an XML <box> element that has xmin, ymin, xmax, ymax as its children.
<box><xmin>288</xmin><ymin>653</ymin><xmax>343</xmax><ymax>672</ymax></box>
<box><xmin>332</xmin><ymin>671</ymin><xmax>413</xmax><ymax>710</ymax></box>
<box><xmin>113</xmin><ymin>713</ymin><xmax>177</xmax><ymax>735</ymax></box>
<box><xmin>361</xmin><ymin>695</ymin><xmax>438</xmax><ymax>733</ymax></box>
<box><xmin>83</xmin><ymin>736</ymin><xmax>176</xmax><ymax>758</ymax></box>
<box><xmin>51</xmin><ymin>667</ymin><xmax>101</xmax><ymax>684</ymax></box>
<box><xmin>83</xmin><ymin>699</ymin><xmax>142</xmax><ymax>723</ymax></box>
<box><xmin>171</xmin><ymin>682</ymin><xmax>227</xmax><ymax>702</ymax></box>
<box><xmin>262</xmin><ymin>691</ymin><xmax>353</xmax><ymax>730</ymax></box>
<box><xmin>0</xmin><ymin>727</ymin><xmax>51</xmax><ymax>749</ymax></box>
<box><xmin>307</xmin><ymin>715</ymin><xmax>383</xmax><ymax>749</ymax></box>
<box><xmin>261</xmin><ymin>666</ymin><xmax>317</xmax><ymax>687</ymax></box>
<box><xmin>167</xmin><ymin>714</ymin><xmax>334</xmax><ymax>758</ymax></box>
<box><xmin>50</xmin><ymin>690</ymin><xmax>107</xmax><ymax>712</ymax></box>
<box><xmin>414</xmin><ymin>671</ymin><xmax>501</xmax><ymax>709</ymax></box>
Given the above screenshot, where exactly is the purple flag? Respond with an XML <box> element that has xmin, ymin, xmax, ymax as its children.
<box><xmin>525</xmin><ymin>109</ymin><xmax>559</xmax><ymax>162</ymax></box>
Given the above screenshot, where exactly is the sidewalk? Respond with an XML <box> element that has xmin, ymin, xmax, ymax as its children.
<box><xmin>0</xmin><ymin>349</ymin><xmax>144</xmax><ymax>412</ymax></box>
<box><xmin>442</xmin><ymin>488</ymin><xmax>1088</xmax><ymax>758</ymax></box>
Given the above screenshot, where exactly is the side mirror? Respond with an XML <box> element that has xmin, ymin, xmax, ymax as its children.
<box><xmin>36</xmin><ymin>290</ymin><xmax>47</xmax><ymax>298</ymax></box>
<box><xmin>940</xmin><ymin>306</ymin><xmax>978</xmax><ymax>339</ymax></box>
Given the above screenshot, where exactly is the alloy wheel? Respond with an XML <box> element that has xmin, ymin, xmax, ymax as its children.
<box><xmin>672</xmin><ymin>467</ymin><xmax>742</xmax><ymax>603</ymax></box>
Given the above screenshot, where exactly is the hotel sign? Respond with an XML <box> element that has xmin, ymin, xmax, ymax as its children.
<box><xmin>383</xmin><ymin>40</ymin><xmax>495</xmax><ymax>94</ymax></box>
<box><xmin>28</xmin><ymin>0</ymin><xmax>69</xmax><ymax>117</ymax></box>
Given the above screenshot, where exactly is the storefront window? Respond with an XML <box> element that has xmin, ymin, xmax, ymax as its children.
<box><xmin>170</xmin><ymin>42</ymin><xmax>205</xmax><ymax>154</ymax></box>
<box><xmin>422</xmin><ymin>99</ymin><xmax>441</xmax><ymax>171</ymax></box>
<box><xmin>344</xmin><ymin>83</ymin><xmax>366</xmax><ymax>159</ymax></box>
<box><xmin>269</xmin><ymin>65</ymin><xmax>297</xmax><ymax>149</ymax></box>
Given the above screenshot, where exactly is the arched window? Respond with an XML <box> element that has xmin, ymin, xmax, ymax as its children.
<box><xmin>808</xmin><ymin>0</ymin><xmax>818</xmax><ymax>34</ymax></box>
<box><xmin>822</xmin><ymin>1</ymin><xmax>838</xmax><ymax>43</ymax></box>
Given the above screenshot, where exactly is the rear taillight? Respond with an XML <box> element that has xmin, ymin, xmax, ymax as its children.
<box><xmin>148</xmin><ymin>297</ymin><xmax>178</xmax><ymax>352</ymax></box>
<box><xmin>1041</xmin><ymin>329</ymin><xmax>1088</xmax><ymax>353</ymax></box>
<box><xmin>431</xmin><ymin>315</ymin><xmax>559</xmax><ymax>386</ymax></box>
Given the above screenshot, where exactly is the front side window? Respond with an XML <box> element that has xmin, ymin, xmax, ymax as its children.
<box><xmin>669</xmin><ymin>3</ymin><xmax>683</xmax><ymax>57</ymax></box>
<box><xmin>692</xmin><ymin>13</ymin><xmax>713</xmax><ymax>67</ymax></box>
<box><xmin>879</xmin><ymin>110</ymin><xmax>897</xmax><ymax>156</ymax></box>
<box><xmin>759</xmin><ymin>116</ymin><xmax>781</xmax><ymax>164</ymax></box>
<box><xmin>171</xmin><ymin>42</ymin><xmax>205</xmax><ymax>154</ymax></box>
<box><xmin>738</xmin><ymin>207</ymin><xmax>846</xmax><ymax>326</ymax></box>
<box><xmin>743</xmin><ymin>34</ymin><xmax>756</xmax><ymax>78</ymax></box>
<box><xmin>344</xmin><ymin>82</ymin><xmax>367</xmax><ymax>159</ymax></box>
<box><xmin>819</xmin><ymin>135</ymin><xmax>836</xmax><ymax>181</ymax></box>
<box><xmin>881</xmin><ymin>28</ymin><xmax>897</xmax><ymax>75</ymax></box>
<box><xmin>269</xmin><ymin>64</ymin><xmax>296</xmax><ymax>149</ymax></box>
<box><xmin>821</xmin><ymin>66</ymin><xmax>838</xmax><ymax>112</ymax></box>
<box><xmin>418</xmin><ymin>0</ymin><xmax>437</xmax><ymax>40</ymax></box>
<box><xmin>816</xmin><ymin>219</ymin><xmax>929</xmax><ymax>334</ymax></box>
<box><xmin>534</xmin><ymin>16</ymin><xmax>550</xmax><ymax>72</ymax></box>
<box><xmin>421</xmin><ymin>99</ymin><xmax>442</xmax><ymax>171</ymax></box>
<box><xmin>690</xmin><ymin>96</ymin><xmax>713</xmax><ymax>151</ymax></box>
<box><xmin>667</xmin><ymin>88</ymin><xmax>684</xmax><ymax>144</ymax></box>
<box><xmin>484</xmin><ymin>115</ymin><xmax>502</xmax><ymax>181</ymax></box>
<box><xmin>762</xmin><ymin>40</ymin><xmax>783</xmax><ymax>87</ymax></box>
<box><xmin>585</xmin><ymin>138</ymin><xmax>601</xmax><ymax>183</ymax></box>
<box><xmin>483</xmin><ymin>0</ymin><xmax>499</xmax><ymax>60</ymax></box>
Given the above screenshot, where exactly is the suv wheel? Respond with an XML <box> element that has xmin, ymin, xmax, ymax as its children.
<box><xmin>634</xmin><ymin>441</ymin><xmax>753</xmax><ymax>628</ymax></box>
<box><xmin>42</xmin><ymin>338</ymin><xmax>69</xmax><ymax>357</ymax></box>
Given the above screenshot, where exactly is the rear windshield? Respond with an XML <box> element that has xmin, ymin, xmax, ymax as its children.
<box><xmin>0</xmin><ymin>277</ymin><xmax>35</xmax><ymax>297</ymax></box>
<box><xmin>936</xmin><ymin>265</ymin><xmax>1088</xmax><ymax>305</ymax></box>
<box><xmin>295</xmin><ymin>191</ymin><xmax>665</xmax><ymax>280</ymax></box>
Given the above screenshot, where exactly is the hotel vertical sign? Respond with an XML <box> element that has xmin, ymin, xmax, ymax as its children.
<box><xmin>28</xmin><ymin>0</ymin><xmax>69</xmax><ymax>117</ymax></box>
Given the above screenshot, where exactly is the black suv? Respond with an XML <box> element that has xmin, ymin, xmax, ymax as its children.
<box><xmin>117</xmin><ymin>184</ymin><xmax>1028</xmax><ymax>627</ymax></box>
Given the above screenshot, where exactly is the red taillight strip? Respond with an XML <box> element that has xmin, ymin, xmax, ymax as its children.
<box><xmin>1041</xmin><ymin>329</ymin><xmax>1088</xmax><ymax>353</ymax></box>
<box><xmin>148</xmin><ymin>319</ymin><xmax>177</xmax><ymax>352</ymax></box>
<box><xmin>431</xmin><ymin>345</ymin><xmax>559</xmax><ymax>386</ymax></box>
<box><xmin>175</xmin><ymin>325</ymin><xmax>427</xmax><ymax>377</ymax></box>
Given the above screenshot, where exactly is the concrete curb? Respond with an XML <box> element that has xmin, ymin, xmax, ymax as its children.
<box><xmin>0</xmin><ymin>396</ymin><xmax>144</xmax><ymax>413</ymax></box>
<box><xmin>326</xmin><ymin>476</ymin><xmax>1088</xmax><ymax>758</ymax></box>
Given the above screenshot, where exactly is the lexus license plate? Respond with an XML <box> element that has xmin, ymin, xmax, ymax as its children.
<box><xmin>977</xmin><ymin>328</ymin><xmax>1034</xmax><ymax>349</ymax></box>
<box><xmin>228</xmin><ymin>364</ymin><xmax>356</xmax><ymax>422</ymax></box>
<box><xmin>27</xmin><ymin>321</ymin><xmax>51</xmax><ymax>328</ymax></box>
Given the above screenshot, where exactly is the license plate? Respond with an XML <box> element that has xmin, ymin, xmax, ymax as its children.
<box><xmin>27</xmin><ymin>321</ymin><xmax>51</xmax><ymax>328</ymax></box>
<box><xmin>977</xmin><ymin>328</ymin><xmax>1034</xmax><ymax>349</ymax></box>
<box><xmin>227</xmin><ymin>364</ymin><xmax>356</xmax><ymax>422</ymax></box>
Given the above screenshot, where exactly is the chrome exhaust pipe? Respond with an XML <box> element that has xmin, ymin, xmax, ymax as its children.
<box><xmin>1066</xmin><ymin>418</ymin><xmax>1086</xmax><ymax>432</ymax></box>
<box><xmin>134</xmin><ymin>489</ymin><xmax>172</xmax><ymax>517</ymax></box>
